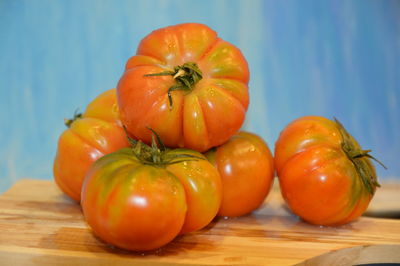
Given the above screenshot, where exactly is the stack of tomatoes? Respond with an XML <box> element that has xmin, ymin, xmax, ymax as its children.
<box><xmin>54</xmin><ymin>23</ymin><xmax>381</xmax><ymax>252</ymax></box>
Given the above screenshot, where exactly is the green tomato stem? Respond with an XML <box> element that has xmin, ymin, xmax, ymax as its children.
<box><xmin>335</xmin><ymin>118</ymin><xmax>385</xmax><ymax>195</ymax></box>
<box><xmin>144</xmin><ymin>62</ymin><xmax>203</xmax><ymax>110</ymax></box>
<box><xmin>64</xmin><ymin>109</ymin><xmax>82</xmax><ymax>128</ymax></box>
<box><xmin>122</xmin><ymin>126</ymin><xmax>203</xmax><ymax>167</ymax></box>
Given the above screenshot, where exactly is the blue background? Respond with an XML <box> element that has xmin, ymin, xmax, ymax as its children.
<box><xmin>1</xmin><ymin>0</ymin><xmax>399</xmax><ymax>193</ymax></box>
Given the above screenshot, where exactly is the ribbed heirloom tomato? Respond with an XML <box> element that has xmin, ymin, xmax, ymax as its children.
<box><xmin>53</xmin><ymin>89</ymin><xmax>129</xmax><ymax>201</ymax></box>
<box><xmin>117</xmin><ymin>23</ymin><xmax>249</xmax><ymax>152</ymax></box>
<box><xmin>274</xmin><ymin>116</ymin><xmax>382</xmax><ymax>226</ymax></box>
<box><xmin>205</xmin><ymin>132</ymin><xmax>274</xmax><ymax>217</ymax></box>
<box><xmin>81</xmin><ymin>136</ymin><xmax>222</xmax><ymax>251</ymax></box>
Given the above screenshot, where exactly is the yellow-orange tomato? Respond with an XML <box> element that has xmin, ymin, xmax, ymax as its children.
<box><xmin>117</xmin><ymin>23</ymin><xmax>249</xmax><ymax>152</ymax></box>
<box><xmin>205</xmin><ymin>132</ymin><xmax>274</xmax><ymax>217</ymax></box>
<box><xmin>274</xmin><ymin>116</ymin><xmax>380</xmax><ymax>226</ymax></box>
<box><xmin>53</xmin><ymin>89</ymin><xmax>129</xmax><ymax>201</ymax></box>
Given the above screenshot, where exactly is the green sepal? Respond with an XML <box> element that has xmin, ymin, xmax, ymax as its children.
<box><xmin>335</xmin><ymin>118</ymin><xmax>385</xmax><ymax>195</ymax></box>
<box><xmin>144</xmin><ymin>62</ymin><xmax>203</xmax><ymax>110</ymax></box>
<box><xmin>64</xmin><ymin>109</ymin><xmax>82</xmax><ymax>128</ymax></box>
<box><xmin>123</xmin><ymin>126</ymin><xmax>204</xmax><ymax>167</ymax></box>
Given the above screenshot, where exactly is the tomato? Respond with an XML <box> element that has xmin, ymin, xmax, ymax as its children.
<box><xmin>53</xmin><ymin>89</ymin><xmax>129</xmax><ymax>201</ymax></box>
<box><xmin>81</xmin><ymin>138</ymin><xmax>222</xmax><ymax>251</ymax></box>
<box><xmin>117</xmin><ymin>23</ymin><xmax>249</xmax><ymax>152</ymax></box>
<box><xmin>205</xmin><ymin>132</ymin><xmax>275</xmax><ymax>217</ymax></box>
<box><xmin>274</xmin><ymin>116</ymin><xmax>381</xmax><ymax>226</ymax></box>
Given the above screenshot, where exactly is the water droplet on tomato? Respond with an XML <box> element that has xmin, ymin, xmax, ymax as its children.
<box><xmin>172</xmin><ymin>186</ymin><xmax>178</xmax><ymax>195</ymax></box>
<box><xmin>208</xmin><ymin>87</ymin><xmax>216</xmax><ymax>96</ymax></box>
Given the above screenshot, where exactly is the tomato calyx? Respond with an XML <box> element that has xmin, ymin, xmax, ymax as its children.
<box><xmin>124</xmin><ymin>127</ymin><xmax>204</xmax><ymax>167</ymax></box>
<box><xmin>144</xmin><ymin>62</ymin><xmax>203</xmax><ymax>110</ymax></box>
<box><xmin>335</xmin><ymin>118</ymin><xmax>385</xmax><ymax>195</ymax></box>
<box><xmin>64</xmin><ymin>109</ymin><xmax>82</xmax><ymax>128</ymax></box>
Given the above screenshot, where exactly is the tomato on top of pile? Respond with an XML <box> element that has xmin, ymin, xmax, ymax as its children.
<box><xmin>117</xmin><ymin>23</ymin><xmax>250</xmax><ymax>152</ymax></box>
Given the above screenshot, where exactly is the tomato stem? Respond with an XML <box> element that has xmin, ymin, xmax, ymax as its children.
<box><xmin>122</xmin><ymin>126</ymin><xmax>203</xmax><ymax>167</ymax></box>
<box><xmin>335</xmin><ymin>118</ymin><xmax>384</xmax><ymax>195</ymax></box>
<box><xmin>353</xmin><ymin>150</ymin><xmax>387</xmax><ymax>170</ymax></box>
<box><xmin>64</xmin><ymin>109</ymin><xmax>82</xmax><ymax>128</ymax></box>
<box><xmin>144</xmin><ymin>62</ymin><xmax>203</xmax><ymax>110</ymax></box>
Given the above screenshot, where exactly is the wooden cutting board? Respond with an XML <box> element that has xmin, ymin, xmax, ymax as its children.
<box><xmin>0</xmin><ymin>179</ymin><xmax>399</xmax><ymax>265</ymax></box>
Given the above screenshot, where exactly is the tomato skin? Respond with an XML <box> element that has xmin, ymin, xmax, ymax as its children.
<box><xmin>205</xmin><ymin>132</ymin><xmax>275</xmax><ymax>217</ymax></box>
<box><xmin>53</xmin><ymin>89</ymin><xmax>129</xmax><ymax>202</ymax></box>
<box><xmin>81</xmin><ymin>148</ymin><xmax>222</xmax><ymax>251</ymax></box>
<box><xmin>166</xmin><ymin>149</ymin><xmax>222</xmax><ymax>234</ymax></box>
<box><xmin>117</xmin><ymin>23</ymin><xmax>249</xmax><ymax>152</ymax></box>
<box><xmin>274</xmin><ymin>116</ymin><xmax>378</xmax><ymax>226</ymax></box>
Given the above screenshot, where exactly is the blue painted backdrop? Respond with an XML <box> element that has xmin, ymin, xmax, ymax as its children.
<box><xmin>1</xmin><ymin>0</ymin><xmax>399</xmax><ymax>193</ymax></box>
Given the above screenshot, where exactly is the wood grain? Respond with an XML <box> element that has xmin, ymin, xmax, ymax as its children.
<box><xmin>297</xmin><ymin>245</ymin><xmax>400</xmax><ymax>266</ymax></box>
<box><xmin>0</xmin><ymin>179</ymin><xmax>399</xmax><ymax>265</ymax></box>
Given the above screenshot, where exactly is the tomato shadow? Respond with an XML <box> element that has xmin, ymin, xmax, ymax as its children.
<box><xmin>38</xmin><ymin>225</ymin><xmax>215</xmax><ymax>259</ymax></box>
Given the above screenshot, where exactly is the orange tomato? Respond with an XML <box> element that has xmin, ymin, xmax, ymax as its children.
<box><xmin>53</xmin><ymin>89</ymin><xmax>129</xmax><ymax>201</ymax></box>
<box><xmin>205</xmin><ymin>132</ymin><xmax>274</xmax><ymax>217</ymax></box>
<box><xmin>81</xmin><ymin>141</ymin><xmax>222</xmax><ymax>251</ymax></box>
<box><xmin>117</xmin><ymin>23</ymin><xmax>249</xmax><ymax>152</ymax></box>
<box><xmin>274</xmin><ymin>116</ymin><xmax>381</xmax><ymax>226</ymax></box>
